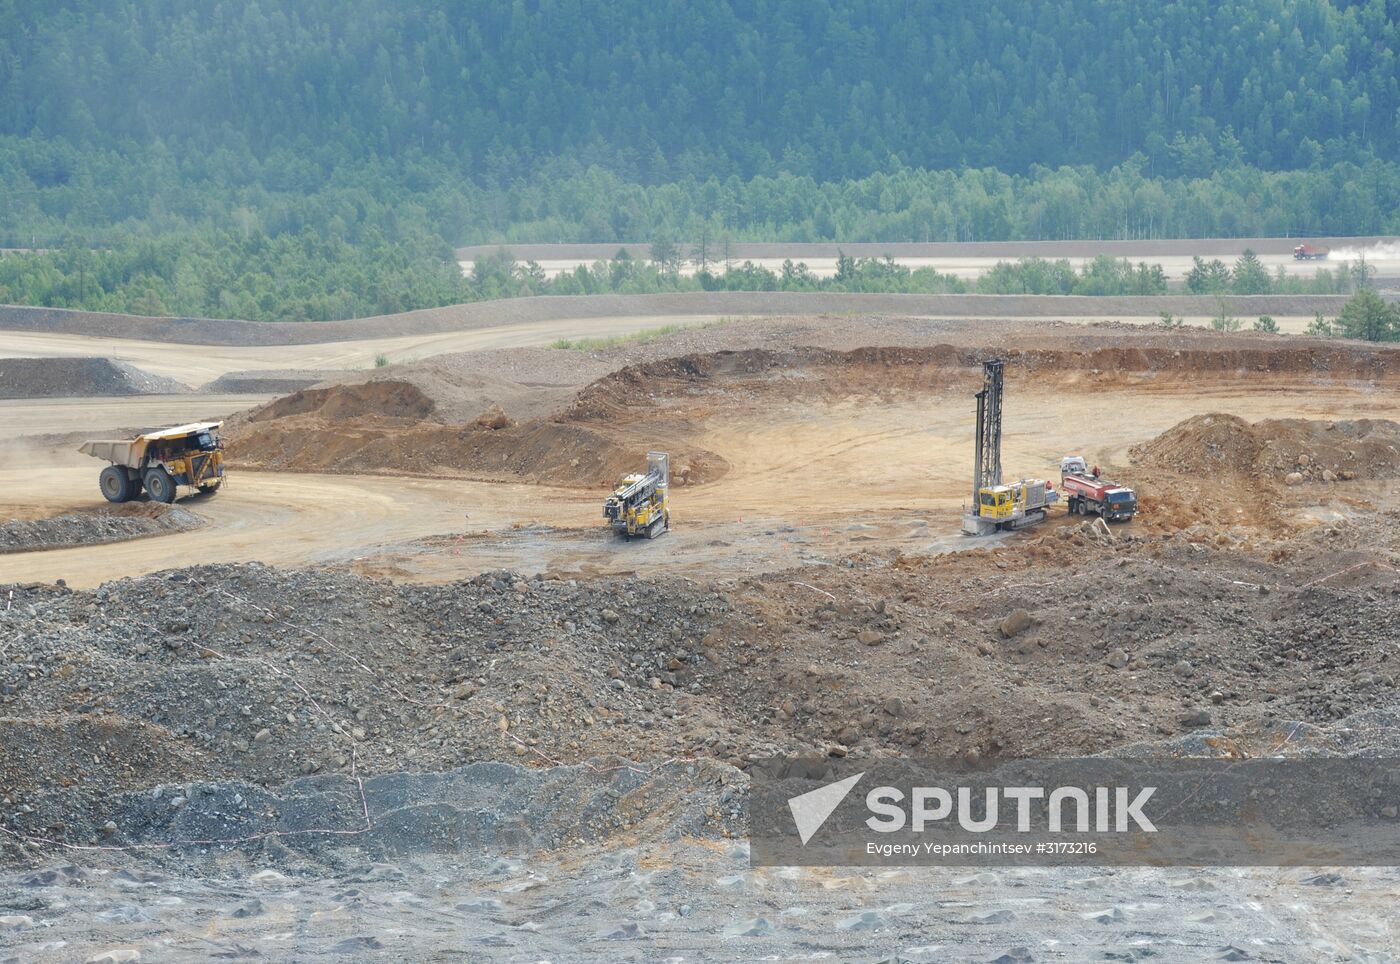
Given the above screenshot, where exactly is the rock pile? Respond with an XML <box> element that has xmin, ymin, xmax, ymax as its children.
<box><xmin>0</xmin><ymin>505</ymin><xmax>203</xmax><ymax>554</ymax></box>
<box><xmin>3</xmin><ymin>517</ymin><xmax>1400</xmax><ymax>852</ymax></box>
<box><xmin>0</xmin><ymin>357</ymin><xmax>190</xmax><ymax>398</ymax></box>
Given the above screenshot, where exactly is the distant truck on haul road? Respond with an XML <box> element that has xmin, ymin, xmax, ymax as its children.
<box><xmin>1293</xmin><ymin>243</ymin><xmax>1329</xmax><ymax>260</ymax></box>
<box><xmin>1060</xmin><ymin>456</ymin><xmax>1137</xmax><ymax>522</ymax></box>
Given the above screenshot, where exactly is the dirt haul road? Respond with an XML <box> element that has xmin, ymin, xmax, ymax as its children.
<box><xmin>0</xmin><ymin>395</ymin><xmax>275</xmax><ymax>446</ymax></box>
<box><xmin>0</xmin><ymin>314</ymin><xmax>726</xmax><ymax>386</ymax></box>
<box><xmin>489</xmin><ymin>252</ymin><xmax>1399</xmax><ymax>284</ymax></box>
<box><xmin>6</xmin><ymin>373</ymin><xmax>1400</xmax><ymax>589</ymax></box>
<box><xmin>460</xmin><ymin>236</ymin><xmax>1400</xmax><ymax>282</ymax></box>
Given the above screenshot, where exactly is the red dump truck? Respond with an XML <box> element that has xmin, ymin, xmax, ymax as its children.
<box><xmin>1293</xmin><ymin>243</ymin><xmax>1329</xmax><ymax>260</ymax></box>
<box><xmin>1060</xmin><ymin>457</ymin><xmax>1137</xmax><ymax>522</ymax></box>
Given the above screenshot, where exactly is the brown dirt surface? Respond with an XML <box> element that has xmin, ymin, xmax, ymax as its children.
<box><xmin>222</xmin><ymin>321</ymin><xmax>1400</xmax><ymax>496</ymax></box>
<box><xmin>7</xmin><ymin>307</ymin><xmax>1400</xmax><ymax>964</ymax></box>
<box><xmin>0</xmin><ymin>357</ymin><xmax>191</xmax><ymax>398</ymax></box>
<box><xmin>11</xmin><ymin>317</ymin><xmax>1400</xmax><ymax>592</ymax></box>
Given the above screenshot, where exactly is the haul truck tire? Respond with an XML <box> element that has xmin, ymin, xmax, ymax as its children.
<box><xmin>99</xmin><ymin>466</ymin><xmax>134</xmax><ymax>503</ymax></box>
<box><xmin>143</xmin><ymin>466</ymin><xmax>177</xmax><ymax>504</ymax></box>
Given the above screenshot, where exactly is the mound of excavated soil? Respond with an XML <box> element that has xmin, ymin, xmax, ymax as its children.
<box><xmin>0</xmin><ymin>503</ymin><xmax>204</xmax><ymax>553</ymax></box>
<box><xmin>227</xmin><ymin>363</ymin><xmax>726</xmax><ymax>486</ymax></box>
<box><xmin>230</xmin><ymin>413</ymin><xmax>724</xmax><ymax>487</ymax></box>
<box><xmin>1131</xmin><ymin>414</ymin><xmax>1400</xmax><ymax>483</ymax></box>
<box><xmin>0</xmin><ymin>357</ymin><xmax>191</xmax><ymax>398</ymax></box>
<box><xmin>248</xmin><ymin>379</ymin><xmax>437</xmax><ymax>422</ymax></box>
<box><xmin>306</xmin><ymin>362</ymin><xmax>595</xmax><ymax>425</ymax></box>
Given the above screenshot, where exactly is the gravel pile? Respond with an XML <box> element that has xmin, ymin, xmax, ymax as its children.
<box><xmin>0</xmin><ymin>504</ymin><xmax>203</xmax><ymax>553</ymax></box>
<box><xmin>3</xmin><ymin>513</ymin><xmax>1399</xmax><ymax>852</ymax></box>
<box><xmin>0</xmin><ymin>357</ymin><xmax>190</xmax><ymax>398</ymax></box>
<box><xmin>0</xmin><ymin>564</ymin><xmax>739</xmax><ymax>849</ymax></box>
<box><xmin>1132</xmin><ymin>413</ymin><xmax>1400</xmax><ymax>483</ymax></box>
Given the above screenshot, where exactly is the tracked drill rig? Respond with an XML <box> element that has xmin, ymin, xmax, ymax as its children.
<box><xmin>961</xmin><ymin>359</ymin><xmax>1057</xmax><ymax>535</ymax></box>
<box><xmin>604</xmin><ymin>452</ymin><xmax>670</xmax><ymax>539</ymax></box>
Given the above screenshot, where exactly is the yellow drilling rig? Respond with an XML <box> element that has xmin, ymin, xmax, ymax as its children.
<box><xmin>961</xmin><ymin>359</ymin><xmax>1058</xmax><ymax>535</ymax></box>
<box><xmin>604</xmin><ymin>452</ymin><xmax>670</xmax><ymax>539</ymax></box>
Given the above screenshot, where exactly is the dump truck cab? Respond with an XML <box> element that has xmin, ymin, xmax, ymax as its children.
<box><xmin>79</xmin><ymin>421</ymin><xmax>226</xmax><ymax>504</ymax></box>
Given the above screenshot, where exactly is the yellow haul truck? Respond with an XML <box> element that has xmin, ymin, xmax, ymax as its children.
<box><xmin>604</xmin><ymin>452</ymin><xmax>670</xmax><ymax>539</ymax></box>
<box><xmin>79</xmin><ymin>421</ymin><xmax>226</xmax><ymax>504</ymax></box>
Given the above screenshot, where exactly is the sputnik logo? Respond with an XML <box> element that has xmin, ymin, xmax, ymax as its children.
<box><xmin>788</xmin><ymin>772</ymin><xmax>864</xmax><ymax>844</ymax></box>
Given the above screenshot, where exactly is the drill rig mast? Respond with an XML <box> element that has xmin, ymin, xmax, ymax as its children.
<box><xmin>962</xmin><ymin>358</ymin><xmax>1057</xmax><ymax>535</ymax></box>
<box><xmin>971</xmin><ymin>358</ymin><xmax>1004</xmax><ymax>506</ymax></box>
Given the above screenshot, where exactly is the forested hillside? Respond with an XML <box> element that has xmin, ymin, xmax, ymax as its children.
<box><xmin>5</xmin><ymin>0</ymin><xmax>1398</xmax><ymax>179</ymax></box>
<box><xmin>1</xmin><ymin>0</ymin><xmax>1398</xmax><ymax>319</ymax></box>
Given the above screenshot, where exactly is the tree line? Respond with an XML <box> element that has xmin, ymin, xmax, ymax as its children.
<box><xmin>10</xmin><ymin>235</ymin><xmax>1382</xmax><ymax>323</ymax></box>
<box><xmin>7</xmin><ymin>154</ymin><xmax>1400</xmax><ymax>252</ymax></box>
<box><xmin>0</xmin><ymin>232</ymin><xmax>468</xmax><ymax>322</ymax></box>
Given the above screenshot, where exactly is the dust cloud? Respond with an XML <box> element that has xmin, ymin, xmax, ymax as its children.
<box><xmin>1326</xmin><ymin>240</ymin><xmax>1400</xmax><ymax>261</ymax></box>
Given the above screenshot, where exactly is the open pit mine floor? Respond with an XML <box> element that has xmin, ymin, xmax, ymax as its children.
<box><xmin>5</xmin><ymin>331</ymin><xmax>1400</xmax><ymax>587</ymax></box>
<box><xmin>3</xmin><ymin>310</ymin><xmax>1400</xmax><ymax>960</ymax></box>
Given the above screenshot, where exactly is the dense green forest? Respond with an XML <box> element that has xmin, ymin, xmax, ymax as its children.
<box><xmin>1</xmin><ymin>1</ymin><xmax>1398</xmax><ymax>319</ymax></box>
<box><xmin>5</xmin><ymin>0</ymin><xmax>1398</xmax><ymax>180</ymax></box>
